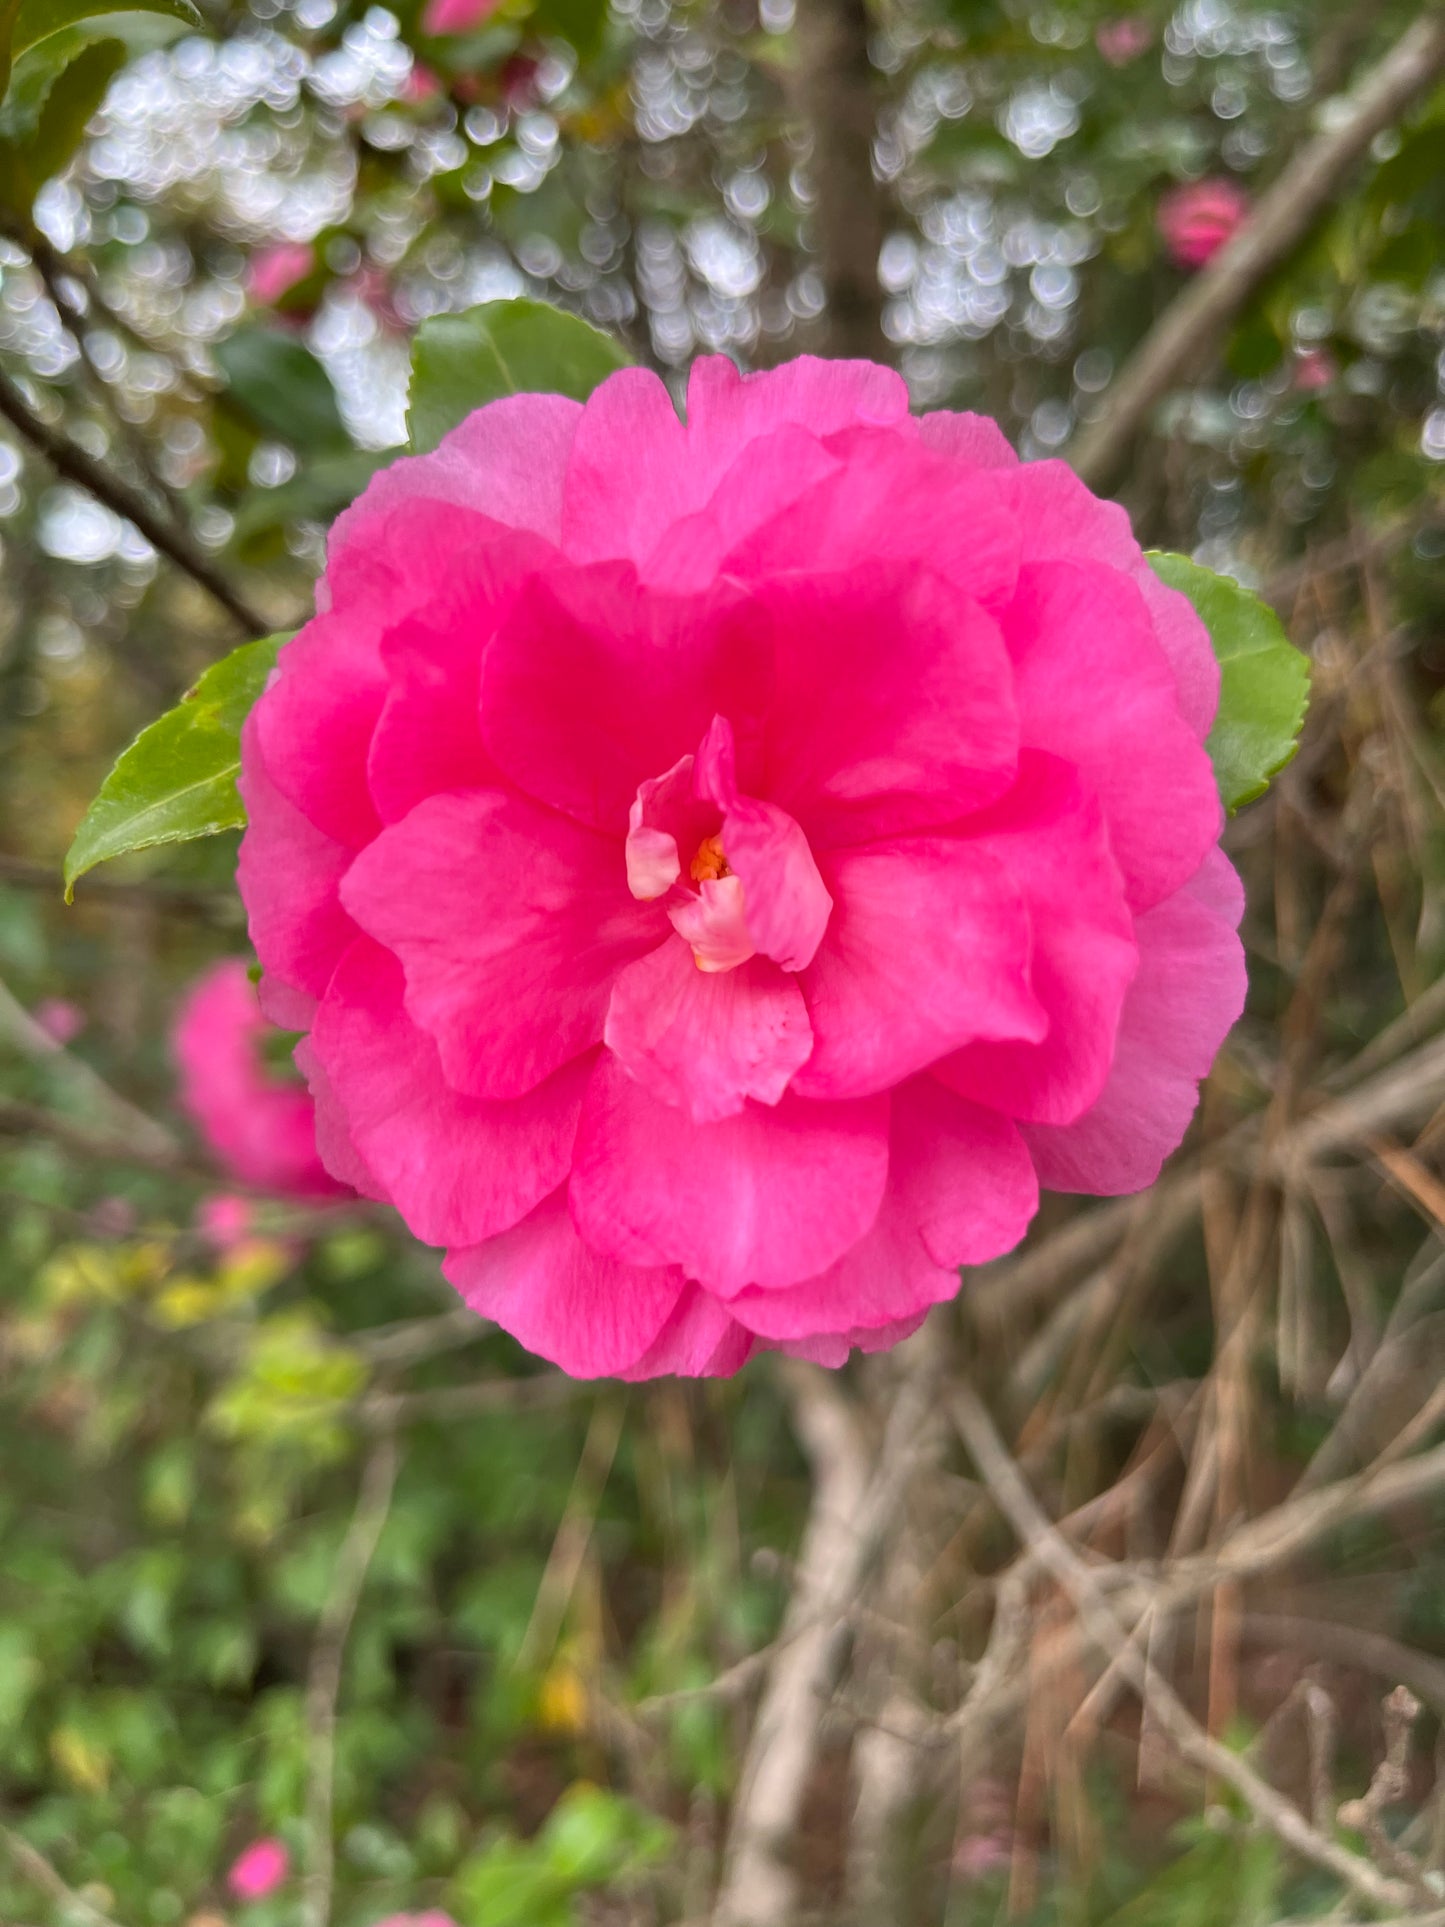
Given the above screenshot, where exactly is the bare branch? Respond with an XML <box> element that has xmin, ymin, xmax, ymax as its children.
<box><xmin>1070</xmin><ymin>12</ymin><xmax>1445</xmax><ymax>490</ymax></box>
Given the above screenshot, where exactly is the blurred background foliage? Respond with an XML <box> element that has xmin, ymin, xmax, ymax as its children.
<box><xmin>2</xmin><ymin>0</ymin><xmax>1445</xmax><ymax>1921</ymax></box>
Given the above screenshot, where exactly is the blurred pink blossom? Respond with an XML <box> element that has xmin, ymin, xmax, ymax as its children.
<box><xmin>227</xmin><ymin>1838</ymin><xmax>290</xmax><ymax>1901</ymax></box>
<box><xmin>421</xmin><ymin>0</ymin><xmax>502</xmax><ymax>33</ymax></box>
<box><xmin>1294</xmin><ymin>347</ymin><xmax>1337</xmax><ymax>392</ymax></box>
<box><xmin>246</xmin><ymin>242</ymin><xmax>315</xmax><ymax>309</ymax></box>
<box><xmin>1095</xmin><ymin>16</ymin><xmax>1153</xmax><ymax>66</ymax></box>
<box><xmin>172</xmin><ymin>959</ymin><xmax>345</xmax><ymax>1197</ymax></box>
<box><xmin>195</xmin><ymin>1193</ymin><xmax>255</xmax><ymax>1249</ymax></box>
<box><xmin>403</xmin><ymin>62</ymin><xmax>442</xmax><ymax>101</ymax></box>
<box><xmin>34</xmin><ymin>997</ymin><xmax>85</xmax><ymax>1044</ymax></box>
<box><xmin>373</xmin><ymin>1915</ymin><xmax>460</xmax><ymax>1927</ymax></box>
<box><xmin>1158</xmin><ymin>178</ymin><xmax>1250</xmax><ymax>270</ymax></box>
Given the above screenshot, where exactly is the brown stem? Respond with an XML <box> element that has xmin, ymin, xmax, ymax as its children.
<box><xmin>1069</xmin><ymin>11</ymin><xmax>1445</xmax><ymax>492</ymax></box>
<box><xmin>0</xmin><ymin>360</ymin><xmax>270</xmax><ymax>636</ymax></box>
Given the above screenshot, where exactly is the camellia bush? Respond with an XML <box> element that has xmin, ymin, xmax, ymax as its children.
<box><xmin>2</xmin><ymin>0</ymin><xmax>1445</xmax><ymax>1924</ymax></box>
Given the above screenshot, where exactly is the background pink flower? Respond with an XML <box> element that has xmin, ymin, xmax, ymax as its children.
<box><xmin>1096</xmin><ymin>16</ymin><xmax>1152</xmax><ymax>66</ymax></box>
<box><xmin>421</xmin><ymin>0</ymin><xmax>502</xmax><ymax>33</ymax></box>
<box><xmin>373</xmin><ymin>1915</ymin><xmax>459</xmax><ymax>1927</ymax></box>
<box><xmin>1294</xmin><ymin>347</ymin><xmax>1336</xmax><ymax>392</ymax></box>
<box><xmin>1158</xmin><ymin>178</ymin><xmax>1250</xmax><ymax>270</ymax></box>
<box><xmin>34</xmin><ymin>996</ymin><xmax>85</xmax><ymax>1044</ymax></box>
<box><xmin>195</xmin><ymin>1192</ymin><xmax>256</xmax><ymax>1248</ymax></box>
<box><xmin>172</xmin><ymin>959</ymin><xmax>344</xmax><ymax>1197</ymax></box>
<box><xmin>246</xmin><ymin>241</ymin><xmax>315</xmax><ymax>309</ymax></box>
<box><xmin>238</xmin><ymin>356</ymin><xmax>1243</xmax><ymax>1379</ymax></box>
<box><xmin>227</xmin><ymin>1837</ymin><xmax>289</xmax><ymax>1900</ymax></box>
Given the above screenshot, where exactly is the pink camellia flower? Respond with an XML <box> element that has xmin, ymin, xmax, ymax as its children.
<box><xmin>1158</xmin><ymin>178</ymin><xmax>1250</xmax><ymax>270</ymax></box>
<box><xmin>173</xmin><ymin>960</ymin><xmax>344</xmax><ymax>1197</ymax></box>
<box><xmin>1095</xmin><ymin>16</ymin><xmax>1153</xmax><ymax>66</ymax></box>
<box><xmin>34</xmin><ymin>996</ymin><xmax>85</xmax><ymax>1044</ymax></box>
<box><xmin>246</xmin><ymin>241</ymin><xmax>316</xmax><ymax>310</ymax></box>
<box><xmin>227</xmin><ymin>1837</ymin><xmax>290</xmax><ymax>1901</ymax></box>
<box><xmin>237</xmin><ymin>355</ymin><xmax>1244</xmax><ymax>1378</ymax></box>
<box><xmin>422</xmin><ymin>0</ymin><xmax>502</xmax><ymax>33</ymax></box>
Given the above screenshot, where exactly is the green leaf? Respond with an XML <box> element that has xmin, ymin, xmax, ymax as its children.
<box><xmin>1147</xmin><ymin>553</ymin><xmax>1310</xmax><ymax>812</ymax></box>
<box><xmin>0</xmin><ymin>30</ymin><xmax>122</xmax><ymax>204</ymax></box>
<box><xmin>530</xmin><ymin>0</ymin><xmax>608</xmax><ymax>60</ymax></box>
<box><xmin>11</xmin><ymin>0</ymin><xmax>199</xmax><ymax>63</ymax></box>
<box><xmin>64</xmin><ymin>632</ymin><xmax>286</xmax><ymax>898</ymax></box>
<box><xmin>0</xmin><ymin>0</ymin><xmax>24</xmax><ymax>105</ymax></box>
<box><xmin>213</xmin><ymin>323</ymin><xmax>350</xmax><ymax>453</ymax></box>
<box><xmin>406</xmin><ymin>297</ymin><xmax>630</xmax><ymax>455</ymax></box>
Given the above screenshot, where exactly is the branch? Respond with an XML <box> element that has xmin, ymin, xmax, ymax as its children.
<box><xmin>792</xmin><ymin>0</ymin><xmax>888</xmax><ymax>361</ymax></box>
<box><xmin>301</xmin><ymin>1430</ymin><xmax>399</xmax><ymax>1927</ymax></box>
<box><xmin>950</xmin><ymin>1383</ymin><xmax>1414</xmax><ymax>1915</ymax></box>
<box><xmin>1069</xmin><ymin>11</ymin><xmax>1445</xmax><ymax>491</ymax></box>
<box><xmin>0</xmin><ymin>361</ymin><xmax>270</xmax><ymax>636</ymax></box>
<box><xmin>0</xmin><ymin>1823</ymin><xmax>128</xmax><ymax>1927</ymax></box>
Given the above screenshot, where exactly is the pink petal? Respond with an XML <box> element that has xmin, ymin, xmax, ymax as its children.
<box><xmin>1003</xmin><ymin>463</ymin><xmax>1219</xmax><ymax>740</ymax></box>
<box><xmin>917</xmin><ymin>410</ymin><xmax>1020</xmax><ymax>469</ymax></box>
<box><xmin>309</xmin><ymin>940</ymin><xmax>588</xmax><ymax>1245</ymax></box>
<box><xmin>793</xmin><ymin>836</ymin><xmax>1045</xmax><ymax>1102</ymax></box>
<box><xmin>444</xmin><ymin>1189</ymin><xmax>685</xmax><ymax>1378</ymax></box>
<box><xmin>695</xmin><ymin>714</ymin><xmax>833</xmax><ymax>972</ymax></box>
<box><xmin>724</xmin><ymin>426</ymin><xmax>1019</xmax><ymax>616</ymax></box>
<box><xmin>728</xmin><ymin>1078</ymin><xmax>1037</xmax><ymax>1340</ymax></box>
<box><xmin>685</xmin><ymin>353</ymin><xmax>909</xmax><ymax>447</ymax></box>
<box><xmin>604</xmin><ymin>940</ymin><xmax>812</xmax><ymax>1122</ymax></box>
<box><xmin>754</xmin><ymin>565</ymin><xmax>1019</xmax><ymax>849</ymax></box>
<box><xmin>331</xmin><ymin>394</ymin><xmax>579</xmax><ymax>559</ymax></box>
<box><xmin>340</xmin><ymin>789</ymin><xmax>659</xmax><ymax>1100</ymax></box>
<box><xmin>252</xmin><ymin>609</ymin><xmax>385</xmax><ymax>850</ymax></box>
<box><xmin>339</xmin><ymin>790</ymin><xmax>655</xmax><ymax>1109</ymax></box>
<box><xmin>625</xmin><ymin>754</ymin><xmax>709</xmax><ymax>900</ymax></box>
<box><xmin>569</xmin><ymin>1051</ymin><xmax>890</xmax><ymax>1293</ymax></box>
<box><xmin>480</xmin><ymin>563</ymin><xmax>766</xmax><ymax>834</ymax></box>
<box><xmin>1023</xmin><ymin>849</ymin><xmax>1246</xmax><ymax>1193</ymax></box>
<box><xmin>619</xmin><ymin>1284</ymin><xmax>756</xmax><ymax>1379</ymax></box>
<box><xmin>294</xmin><ymin>1035</ymin><xmax>382</xmax><ymax>1198</ymax></box>
<box><xmin>237</xmin><ymin>723</ymin><xmax>358</xmax><ymax>1023</ymax></box>
<box><xmin>1002</xmin><ymin>559</ymin><xmax>1220</xmax><ymax>910</ymax></box>
<box><xmin>667</xmin><ymin>874</ymin><xmax>756</xmax><ymax>974</ymax></box>
<box><xmin>935</xmin><ymin>753</ymin><xmax>1138</xmax><ymax>1126</ymax></box>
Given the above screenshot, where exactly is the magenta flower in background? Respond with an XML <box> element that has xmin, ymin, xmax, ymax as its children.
<box><xmin>1158</xmin><ymin>178</ymin><xmax>1250</xmax><ymax>270</ymax></box>
<box><xmin>238</xmin><ymin>355</ymin><xmax>1244</xmax><ymax>1379</ymax></box>
<box><xmin>227</xmin><ymin>1837</ymin><xmax>290</xmax><ymax>1901</ymax></box>
<box><xmin>195</xmin><ymin>1192</ymin><xmax>256</xmax><ymax>1249</ymax></box>
<box><xmin>421</xmin><ymin>0</ymin><xmax>502</xmax><ymax>33</ymax></box>
<box><xmin>246</xmin><ymin>241</ymin><xmax>315</xmax><ymax>309</ymax></box>
<box><xmin>34</xmin><ymin>996</ymin><xmax>85</xmax><ymax>1044</ymax></box>
<box><xmin>1095</xmin><ymin>16</ymin><xmax>1153</xmax><ymax>66</ymax></box>
<box><xmin>1294</xmin><ymin>347</ymin><xmax>1337</xmax><ymax>392</ymax></box>
<box><xmin>173</xmin><ymin>959</ymin><xmax>344</xmax><ymax>1197</ymax></box>
<box><xmin>373</xmin><ymin>1915</ymin><xmax>460</xmax><ymax>1927</ymax></box>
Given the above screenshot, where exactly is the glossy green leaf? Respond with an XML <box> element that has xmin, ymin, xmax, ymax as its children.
<box><xmin>1148</xmin><ymin>553</ymin><xmax>1310</xmax><ymax>813</ymax></box>
<box><xmin>406</xmin><ymin>297</ymin><xmax>630</xmax><ymax>454</ymax></box>
<box><xmin>0</xmin><ymin>0</ymin><xmax>23</xmax><ymax>104</ymax></box>
<box><xmin>11</xmin><ymin>0</ymin><xmax>199</xmax><ymax>63</ymax></box>
<box><xmin>64</xmin><ymin>633</ymin><xmax>286</xmax><ymax>898</ymax></box>
<box><xmin>213</xmin><ymin>323</ymin><xmax>350</xmax><ymax>453</ymax></box>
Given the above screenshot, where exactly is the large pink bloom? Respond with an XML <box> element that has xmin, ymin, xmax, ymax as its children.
<box><xmin>1158</xmin><ymin>178</ymin><xmax>1250</xmax><ymax>270</ymax></box>
<box><xmin>173</xmin><ymin>959</ymin><xmax>343</xmax><ymax>1197</ymax></box>
<box><xmin>238</xmin><ymin>355</ymin><xmax>1245</xmax><ymax>1377</ymax></box>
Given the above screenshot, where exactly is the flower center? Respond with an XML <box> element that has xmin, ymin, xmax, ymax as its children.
<box><xmin>690</xmin><ymin>834</ymin><xmax>731</xmax><ymax>883</ymax></box>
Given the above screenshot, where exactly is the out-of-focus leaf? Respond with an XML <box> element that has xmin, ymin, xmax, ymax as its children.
<box><xmin>213</xmin><ymin>323</ymin><xmax>350</xmax><ymax>453</ymax></box>
<box><xmin>228</xmin><ymin>448</ymin><xmax>387</xmax><ymax>558</ymax></box>
<box><xmin>64</xmin><ymin>633</ymin><xmax>286</xmax><ymax>897</ymax></box>
<box><xmin>12</xmin><ymin>0</ymin><xmax>199</xmax><ymax>61</ymax></box>
<box><xmin>531</xmin><ymin>0</ymin><xmax>607</xmax><ymax>59</ymax></box>
<box><xmin>0</xmin><ymin>0</ymin><xmax>22</xmax><ymax>104</ymax></box>
<box><xmin>406</xmin><ymin>296</ymin><xmax>629</xmax><ymax>454</ymax></box>
<box><xmin>0</xmin><ymin>33</ymin><xmax>123</xmax><ymax>203</ymax></box>
<box><xmin>1148</xmin><ymin>553</ymin><xmax>1310</xmax><ymax>812</ymax></box>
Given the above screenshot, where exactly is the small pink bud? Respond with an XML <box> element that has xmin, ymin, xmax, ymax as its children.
<box><xmin>227</xmin><ymin>1838</ymin><xmax>289</xmax><ymax>1901</ymax></box>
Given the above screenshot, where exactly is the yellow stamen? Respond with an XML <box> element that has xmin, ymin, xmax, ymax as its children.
<box><xmin>690</xmin><ymin>834</ymin><xmax>731</xmax><ymax>883</ymax></box>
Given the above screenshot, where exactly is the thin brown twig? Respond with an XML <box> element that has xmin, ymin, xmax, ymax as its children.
<box><xmin>301</xmin><ymin>1429</ymin><xmax>400</xmax><ymax>1927</ymax></box>
<box><xmin>0</xmin><ymin>360</ymin><xmax>269</xmax><ymax>636</ymax></box>
<box><xmin>0</xmin><ymin>1822</ymin><xmax>128</xmax><ymax>1927</ymax></box>
<box><xmin>1070</xmin><ymin>11</ymin><xmax>1445</xmax><ymax>489</ymax></box>
<box><xmin>951</xmin><ymin>1383</ymin><xmax>1414</xmax><ymax>1914</ymax></box>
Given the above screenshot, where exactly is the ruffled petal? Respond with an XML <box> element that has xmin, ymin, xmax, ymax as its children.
<box><xmin>1023</xmin><ymin>849</ymin><xmax>1246</xmax><ymax>1193</ymax></box>
<box><xmin>793</xmin><ymin>836</ymin><xmax>1045</xmax><ymax>1101</ymax></box>
<box><xmin>619</xmin><ymin>1284</ymin><xmax>756</xmax><ymax>1379</ymax></box>
<box><xmin>727</xmin><ymin>1077</ymin><xmax>1036</xmax><ymax>1340</ymax></box>
<box><xmin>754</xmin><ymin>565</ymin><xmax>1019</xmax><ymax>849</ymax></box>
<box><xmin>340</xmin><ymin>789</ymin><xmax>659</xmax><ymax>1100</ymax></box>
<box><xmin>309</xmin><ymin>940</ymin><xmax>587</xmax><ymax>1245</ymax></box>
<box><xmin>934</xmin><ymin>753</ymin><xmax>1138</xmax><ymax>1127</ymax></box>
<box><xmin>444</xmin><ymin>1189</ymin><xmax>685</xmax><ymax>1378</ymax></box>
<box><xmin>569</xmin><ymin>1051</ymin><xmax>890</xmax><ymax>1293</ymax></box>
<box><xmin>604</xmin><ymin>939</ymin><xmax>812</xmax><ymax>1123</ymax></box>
